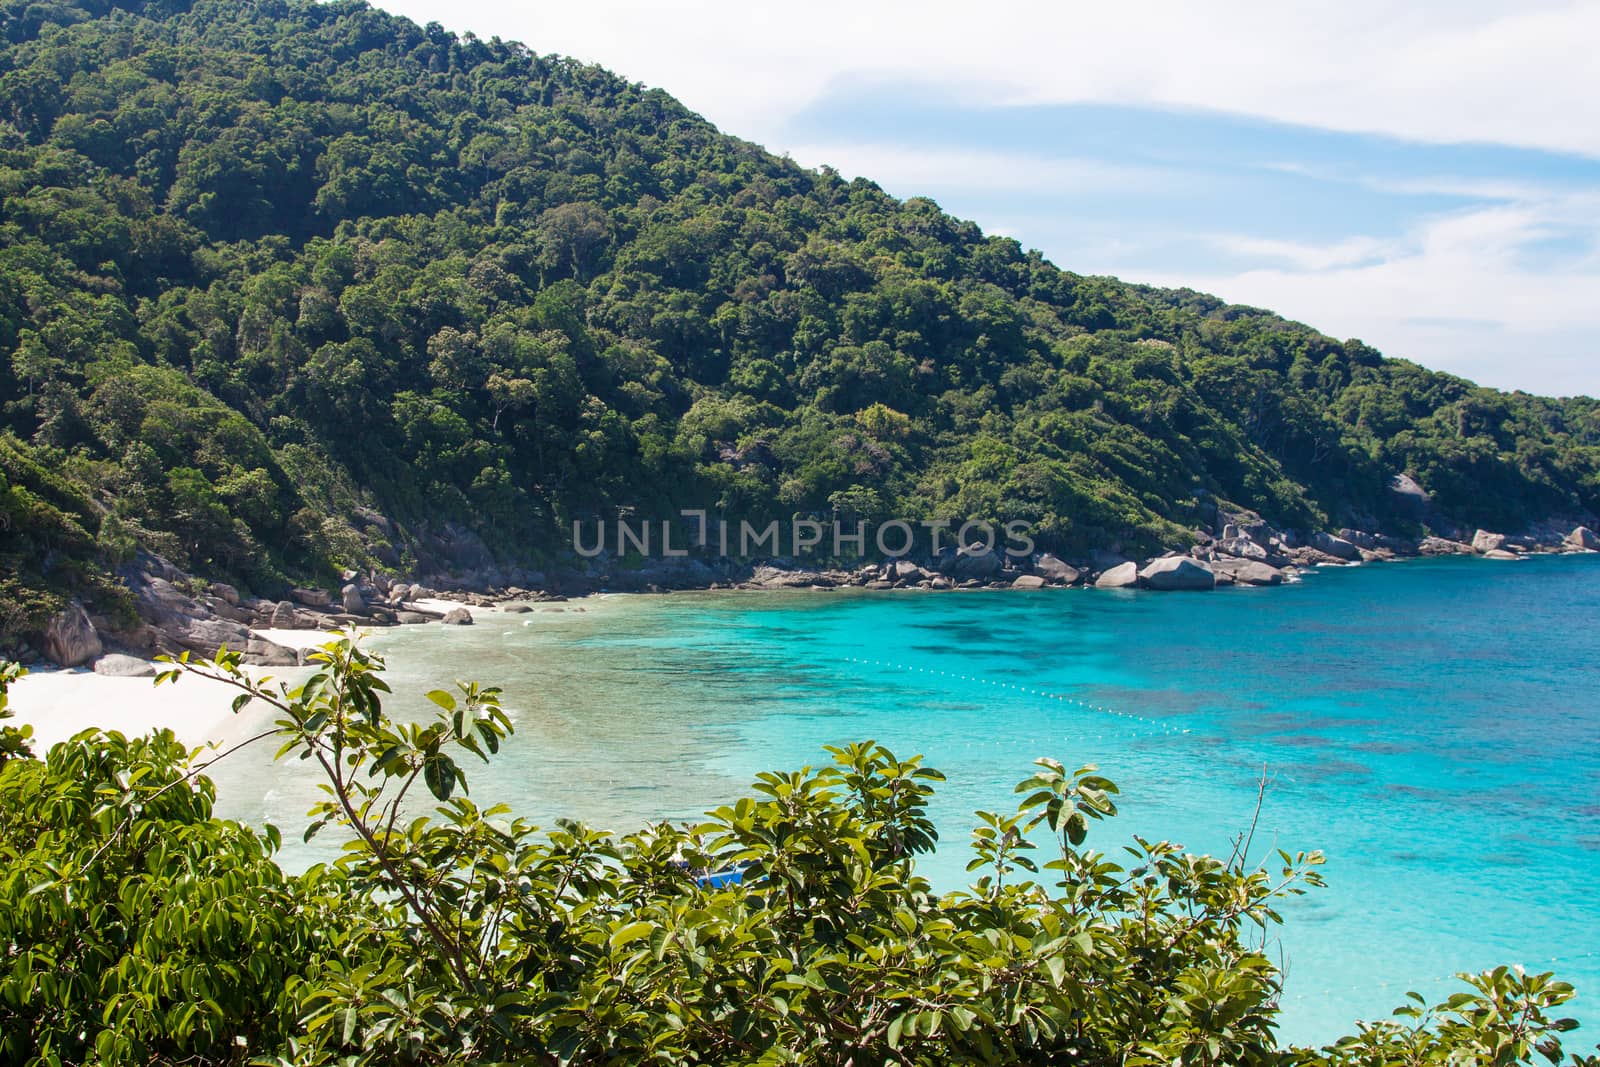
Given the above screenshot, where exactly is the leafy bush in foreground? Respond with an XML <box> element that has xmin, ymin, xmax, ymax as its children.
<box><xmin>0</xmin><ymin>644</ymin><xmax>1593</xmax><ymax>1065</ymax></box>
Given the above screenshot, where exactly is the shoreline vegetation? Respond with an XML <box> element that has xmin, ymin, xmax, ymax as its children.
<box><xmin>10</xmin><ymin>532</ymin><xmax>1597</xmax><ymax>751</ymax></box>
<box><xmin>2</xmin><ymin>640</ymin><xmax>1594</xmax><ymax>1064</ymax></box>
<box><xmin>10</xmin><ymin>509</ymin><xmax>1599</xmax><ymax>675</ymax></box>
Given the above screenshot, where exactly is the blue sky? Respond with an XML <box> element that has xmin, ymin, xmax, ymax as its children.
<box><xmin>383</xmin><ymin>1</ymin><xmax>1600</xmax><ymax>397</ymax></box>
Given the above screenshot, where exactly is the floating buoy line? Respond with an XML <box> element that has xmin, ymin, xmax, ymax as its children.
<box><xmin>837</xmin><ymin>655</ymin><xmax>1193</xmax><ymax>741</ymax></box>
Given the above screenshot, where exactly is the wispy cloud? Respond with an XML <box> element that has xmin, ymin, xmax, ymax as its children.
<box><xmin>780</xmin><ymin>143</ymin><xmax>1172</xmax><ymax>195</ymax></box>
<box><xmin>1149</xmin><ymin>196</ymin><xmax>1600</xmax><ymax>394</ymax></box>
<box><xmin>1206</xmin><ymin>234</ymin><xmax>1397</xmax><ymax>272</ymax></box>
<box><xmin>388</xmin><ymin>0</ymin><xmax>1600</xmax><ymax>158</ymax></box>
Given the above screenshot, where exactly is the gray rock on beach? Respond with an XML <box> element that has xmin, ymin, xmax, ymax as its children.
<box><xmin>44</xmin><ymin>600</ymin><xmax>103</xmax><ymax>667</ymax></box>
<box><xmin>1418</xmin><ymin>536</ymin><xmax>1472</xmax><ymax>556</ymax></box>
<box><xmin>1310</xmin><ymin>532</ymin><xmax>1359</xmax><ymax>561</ymax></box>
<box><xmin>180</xmin><ymin>618</ymin><xmax>250</xmax><ymax>653</ymax></box>
<box><xmin>92</xmin><ymin>653</ymin><xmax>157</xmax><ymax>677</ymax></box>
<box><xmin>889</xmin><ymin>559</ymin><xmax>926</xmax><ymax>583</ymax></box>
<box><xmin>1139</xmin><ymin>556</ymin><xmax>1216</xmax><ymax>591</ymax></box>
<box><xmin>441</xmin><ymin>607</ymin><xmax>474</xmax><ymax>625</ymax></box>
<box><xmin>341</xmin><ymin>583</ymin><xmax>366</xmax><ymax>614</ymax></box>
<box><xmin>1215</xmin><ymin>536</ymin><xmax>1268</xmax><ymax>561</ymax></box>
<box><xmin>245</xmin><ymin>636</ymin><xmax>300</xmax><ymax>666</ymax></box>
<box><xmin>1566</xmin><ymin>526</ymin><xmax>1599</xmax><ymax>550</ymax></box>
<box><xmin>1212</xmin><ymin>559</ymin><xmax>1285</xmax><ymax>586</ymax></box>
<box><xmin>1472</xmin><ymin>530</ymin><xmax>1506</xmax><ymax>554</ymax></box>
<box><xmin>1033</xmin><ymin>553</ymin><xmax>1081</xmax><ymax>584</ymax></box>
<box><xmin>949</xmin><ymin>544</ymin><xmax>1003</xmax><ymax>580</ymax></box>
<box><xmin>1011</xmin><ymin>574</ymin><xmax>1048</xmax><ymax>589</ymax></box>
<box><xmin>1094</xmin><ymin>561</ymin><xmax>1140</xmax><ymax>589</ymax></box>
<box><xmin>748</xmin><ymin>565</ymin><xmax>825</xmax><ymax>589</ymax></box>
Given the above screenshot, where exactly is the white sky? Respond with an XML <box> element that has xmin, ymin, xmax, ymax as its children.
<box><xmin>384</xmin><ymin>1</ymin><xmax>1600</xmax><ymax>157</ymax></box>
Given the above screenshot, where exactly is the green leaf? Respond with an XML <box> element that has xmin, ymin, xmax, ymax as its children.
<box><xmin>609</xmin><ymin>921</ymin><xmax>655</xmax><ymax>952</ymax></box>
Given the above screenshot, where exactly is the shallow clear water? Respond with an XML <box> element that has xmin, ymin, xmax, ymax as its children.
<box><xmin>213</xmin><ymin>555</ymin><xmax>1600</xmax><ymax>1047</ymax></box>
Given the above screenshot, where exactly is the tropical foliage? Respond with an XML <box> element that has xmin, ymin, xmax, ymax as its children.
<box><xmin>0</xmin><ymin>643</ymin><xmax>1594</xmax><ymax>1064</ymax></box>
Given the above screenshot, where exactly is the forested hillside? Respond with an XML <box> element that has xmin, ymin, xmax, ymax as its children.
<box><xmin>3</xmin><ymin>0</ymin><xmax>1598</xmax><ymax>638</ymax></box>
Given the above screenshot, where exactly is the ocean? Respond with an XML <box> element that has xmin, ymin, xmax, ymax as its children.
<box><xmin>214</xmin><ymin>553</ymin><xmax>1600</xmax><ymax>1046</ymax></box>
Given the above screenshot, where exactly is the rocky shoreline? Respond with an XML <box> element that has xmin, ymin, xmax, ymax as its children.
<box><xmin>13</xmin><ymin>515</ymin><xmax>1600</xmax><ymax>673</ymax></box>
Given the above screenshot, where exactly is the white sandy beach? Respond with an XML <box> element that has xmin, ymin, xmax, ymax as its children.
<box><xmin>6</xmin><ymin>607</ymin><xmax>560</xmax><ymax>756</ymax></box>
<box><xmin>6</xmin><ymin>626</ymin><xmax>347</xmax><ymax>753</ymax></box>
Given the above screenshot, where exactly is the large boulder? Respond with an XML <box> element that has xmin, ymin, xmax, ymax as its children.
<box><xmin>441</xmin><ymin>607</ymin><xmax>474</xmax><ymax>626</ymax></box>
<box><xmin>135</xmin><ymin>576</ymin><xmax>199</xmax><ymax>626</ymax></box>
<box><xmin>92</xmin><ymin>653</ymin><xmax>156</xmax><ymax>677</ymax></box>
<box><xmin>889</xmin><ymin>559</ymin><xmax>927</xmax><ymax>583</ymax></box>
<box><xmin>1310</xmin><ymin>532</ymin><xmax>1359</xmax><ymax>561</ymax></box>
<box><xmin>269</xmin><ymin>601</ymin><xmax>300</xmax><ymax>628</ymax></box>
<box><xmin>204</xmin><ymin>596</ymin><xmax>254</xmax><ymax>624</ymax></box>
<box><xmin>1139</xmin><ymin>556</ymin><xmax>1216</xmax><ymax>591</ymax></box>
<box><xmin>179</xmin><ymin>618</ymin><xmax>251</xmax><ymax>655</ymax></box>
<box><xmin>1566</xmin><ymin>526</ymin><xmax>1599</xmax><ymax>550</ymax></box>
<box><xmin>43</xmin><ymin>601</ymin><xmax>103</xmax><ymax>667</ymax></box>
<box><xmin>1418</xmin><ymin>536</ymin><xmax>1472</xmax><ymax>556</ymax></box>
<box><xmin>1337</xmin><ymin>529</ymin><xmax>1377</xmax><ymax>550</ymax></box>
<box><xmin>1389</xmin><ymin>472</ymin><xmax>1430</xmax><ymax>508</ymax></box>
<box><xmin>290</xmin><ymin>587</ymin><xmax>332</xmax><ymax>609</ymax></box>
<box><xmin>1212</xmin><ymin>559</ymin><xmax>1285</xmax><ymax>586</ymax></box>
<box><xmin>341</xmin><ymin>583</ymin><xmax>367</xmax><ymax>614</ymax></box>
<box><xmin>1011</xmin><ymin>574</ymin><xmax>1048</xmax><ymax>590</ymax></box>
<box><xmin>1472</xmin><ymin>530</ymin><xmax>1506</xmax><ymax>554</ymax></box>
<box><xmin>949</xmin><ymin>544</ymin><xmax>1003</xmax><ymax>580</ymax></box>
<box><xmin>747</xmin><ymin>565</ymin><xmax>825</xmax><ymax>589</ymax></box>
<box><xmin>1215</xmin><ymin>537</ymin><xmax>1268</xmax><ymax>561</ymax></box>
<box><xmin>208</xmin><ymin>582</ymin><xmax>240</xmax><ymax>605</ymax></box>
<box><xmin>245</xmin><ymin>635</ymin><xmax>300</xmax><ymax>666</ymax></box>
<box><xmin>1033</xmin><ymin>553</ymin><xmax>1081</xmax><ymax>584</ymax></box>
<box><xmin>1093</xmin><ymin>561</ymin><xmax>1140</xmax><ymax>589</ymax></box>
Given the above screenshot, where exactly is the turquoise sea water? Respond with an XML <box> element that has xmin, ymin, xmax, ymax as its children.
<box><xmin>214</xmin><ymin>555</ymin><xmax>1600</xmax><ymax>1047</ymax></box>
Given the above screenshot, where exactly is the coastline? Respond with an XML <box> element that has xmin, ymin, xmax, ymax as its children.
<box><xmin>12</xmin><ymin>547</ymin><xmax>1596</xmax><ymax>755</ymax></box>
<box><xmin>7</xmin><ymin>519</ymin><xmax>1598</xmax><ymax>677</ymax></box>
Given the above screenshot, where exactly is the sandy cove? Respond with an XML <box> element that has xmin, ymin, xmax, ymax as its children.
<box><xmin>6</xmin><ymin>627</ymin><xmax>353</xmax><ymax>753</ymax></box>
